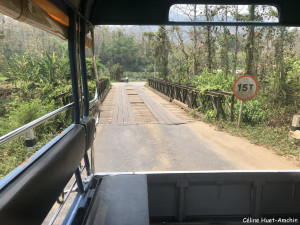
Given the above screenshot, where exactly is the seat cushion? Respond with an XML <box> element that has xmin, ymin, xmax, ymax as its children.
<box><xmin>85</xmin><ymin>174</ymin><xmax>149</xmax><ymax>225</ymax></box>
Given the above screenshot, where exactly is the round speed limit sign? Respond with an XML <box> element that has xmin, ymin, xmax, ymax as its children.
<box><xmin>233</xmin><ymin>75</ymin><xmax>258</xmax><ymax>101</ymax></box>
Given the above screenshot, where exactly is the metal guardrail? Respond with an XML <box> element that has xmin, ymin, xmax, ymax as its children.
<box><xmin>0</xmin><ymin>102</ymin><xmax>75</xmax><ymax>146</ymax></box>
<box><xmin>148</xmin><ymin>78</ymin><xmax>235</xmax><ymax>121</ymax></box>
<box><xmin>0</xmin><ymin>78</ymin><xmax>109</xmax><ymax>147</ymax></box>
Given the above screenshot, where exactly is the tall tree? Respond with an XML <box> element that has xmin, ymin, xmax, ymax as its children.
<box><xmin>219</xmin><ymin>5</ymin><xmax>230</xmax><ymax>80</ymax></box>
<box><xmin>204</xmin><ymin>5</ymin><xmax>216</xmax><ymax>72</ymax></box>
<box><xmin>155</xmin><ymin>26</ymin><xmax>171</xmax><ymax>79</ymax></box>
<box><xmin>144</xmin><ymin>26</ymin><xmax>171</xmax><ymax>80</ymax></box>
<box><xmin>245</xmin><ymin>5</ymin><xmax>256</xmax><ymax>76</ymax></box>
<box><xmin>192</xmin><ymin>4</ymin><xmax>199</xmax><ymax>76</ymax></box>
<box><xmin>232</xmin><ymin>5</ymin><xmax>240</xmax><ymax>80</ymax></box>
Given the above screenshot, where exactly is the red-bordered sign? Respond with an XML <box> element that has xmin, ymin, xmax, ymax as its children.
<box><xmin>233</xmin><ymin>75</ymin><xmax>258</xmax><ymax>101</ymax></box>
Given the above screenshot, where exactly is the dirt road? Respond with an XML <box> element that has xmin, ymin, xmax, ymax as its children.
<box><xmin>94</xmin><ymin>82</ymin><xmax>299</xmax><ymax>172</ymax></box>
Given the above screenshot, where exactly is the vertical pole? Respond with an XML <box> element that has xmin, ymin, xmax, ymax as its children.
<box><xmin>154</xmin><ymin>58</ymin><xmax>156</xmax><ymax>78</ymax></box>
<box><xmin>238</xmin><ymin>100</ymin><xmax>244</xmax><ymax>128</ymax></box>
<box><xmin>68</xmin><ymin>12</ymin><xmax>81</xmax><ymax>124</ymax></box>
<box><xmin>216</xmin><ymin>96</ymin><xmax>220</xmax><ymax>120</ymax></box>
<box><xmin>83</xmin><ymin>153</ymin><xmax>91</xmax><ymax>176</ymax></box>
<box><xmin>80</xmin><ymin>18</ymin><xmax>89</xmax><ymax>117</ymax></box>
<box><xmin>90</xmin><ymin>144</ymin><xmax>95</xmax><ymax>174</ymax></box>
<box><xmin>91</xmin><ymin>29</ymin><xmax>99</xmax><ymax>86</ymax></box>
<box><xmin>75</xmin><ymin>167</ymin><xmax>84</xmax><ymax>194</ymax></box>
<box><xmin>231</xmin><ymin>95</ymin><xmax>235</xmax><ymax>122</ymax></box>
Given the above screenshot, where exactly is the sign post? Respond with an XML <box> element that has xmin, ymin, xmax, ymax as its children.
<box><xmin>233</xmin><ymin>75</ymin><xmax>258</xmax><ymax>127</ymax></box>
<box><xmin>237</xmin><ymin>100</ymin><xmax>244</xmax><ymax>128</ymax></box>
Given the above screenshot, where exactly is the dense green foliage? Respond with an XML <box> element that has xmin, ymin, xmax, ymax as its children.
<box><xmin>0</xmin><ymin>16</ymin><xmax>105</xmax><ymax>178</ymax></box>
<box><xmin>94</xmin><ymin>27</ymin><xmax>152</xmax><ymax>80</ymax></box>
<box><xmin>191</xmin><ymin>69</ymin><xmax>234</xmax><ymax>92</ymax></box>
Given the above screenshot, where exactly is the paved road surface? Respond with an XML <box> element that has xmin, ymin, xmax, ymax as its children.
<box><xmin>95</xmin><ymin>82</ymin><xmax>234</xmax><ymax>172</ymax></box>
<box><xmin>94</xmin><ymin>82</ymin><xmax>299</xmax><ymax>172</ymax></box>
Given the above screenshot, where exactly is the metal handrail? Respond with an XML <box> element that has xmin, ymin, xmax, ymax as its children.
<box><xmin>0</xmin><ymin>102</ymin><xmax>74</xmax><ymax>146</ymax></box>
<box><xmin>0</xmin><ymin>78</ymin><xmax>109</xmax><ymax>147</ymax></box>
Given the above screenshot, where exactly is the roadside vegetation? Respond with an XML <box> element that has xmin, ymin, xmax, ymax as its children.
<box><xmin>0</xmin><ymin>16</ymin><xmax>105</xmax><ymax>178</ymax></box>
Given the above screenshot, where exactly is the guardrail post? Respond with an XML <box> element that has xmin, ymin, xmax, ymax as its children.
<box><xmin>218</xmin><ymin>96</ymin><xmax>226</xmax><ymax>120</ymax></box>
<box><xmin>216</xmin><ymin>96</ymin><xmax>220</xmax><ymax>120</ymax></box>
<box><xmin>24</xmin><ymin>128</ymin><xmax>36</xmax><ymax>152</ymax></box>
<box><xmin>231</xmin><ymin>95</ymin><xmax>235</xmax><ymax>122</ymax></box>
<box><xmin>187</xmin><ymin>90</ymin><xmax>192</xmax><ymax>108</ymax></box>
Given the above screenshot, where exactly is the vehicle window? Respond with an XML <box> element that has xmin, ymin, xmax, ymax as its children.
<box><xmin>169</xmin><ymin>4</ymin><xmax>279</xmax><ymax>22</ymax></box>
<box><xmin>0</xmin><ymin>14</ymin><xmax>72</xmax><ymax>178</ymax></box>
<box><xmin>91</xmin><ymin>5</ymin><xmax>299</xmax><ymax>172</ymax></box>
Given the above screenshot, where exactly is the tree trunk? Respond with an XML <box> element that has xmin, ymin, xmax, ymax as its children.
<box><xmin>233</xmin><ymin>6</ymin><xmax>239</xmax><ymax>80</ymax></box>
<box><xmin>205</xmin><ymin>5</ymin><xmax>212</xmax><ymax>72</ymax></box>
<box><xmin>224</xmin><ymin>6</ymin><xmax>229</xmax><ymax>80</ymax></box>
<box><xmin>245</xmin><ymin>5</ymin><xmax>255</xmax><ymax>76</ymax></box>
<box><xmin>277</xmin><ymin>27</ymin><xmax>285</xmax><ymax>91</ymax></box>
<box><xmin>192</xmin><ymin>4</ymin><xmax>198</xmax><ymax>77</ymax></box>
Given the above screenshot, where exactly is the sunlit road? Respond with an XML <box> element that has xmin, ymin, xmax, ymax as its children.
<box><xmin>94</xmin><ymin>82</ymin><xmax>298</xmax><ymax>172</ymax></box>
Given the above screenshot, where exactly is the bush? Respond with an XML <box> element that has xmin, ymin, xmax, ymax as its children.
<box><xmin>9</xmin><ymin>99</ymin><xmax>61</xmax><ymax>138</ymax></box>
<box><xmin>0</xmin><ymin>137</ymin><xmax>29</xmax><ymax>179</ymax></box>
<box><xmin>88</xmin><ymin>81</ymin><xmax>96</xmax><ymax>100</ymax></box>
<box><xmin>192</xmin><ymin>68</ymin><xmax>234</xmax><ymax>93</ymax></box>
<box><xmin>123</xmin><ymin>71</ymin><xmax>150</xmax><ymax>81</ymax></box>
<box><xmin>109</xmin><ymin>63</ymin><xmax>123</xmax><ymax>81</ymax></box>
<box><xmin>206</xmin><ymin>109</ymin><xmax>217</xmax><ymax>119</ymax></box>
<box><xmin>235</xmin><ymin>100</ymin><xmax>270</xmax><ymax>125</ymax></box>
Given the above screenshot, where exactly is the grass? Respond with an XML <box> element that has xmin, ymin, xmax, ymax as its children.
<box><xmin>0</xmin><ymin>76</ymin><xmax>7</xmax><ymax>83</ymax></box>
<box><xmin>198</xmin><ymin>116</ymin><xmax>300</xmax><ymax>161</ymax></box>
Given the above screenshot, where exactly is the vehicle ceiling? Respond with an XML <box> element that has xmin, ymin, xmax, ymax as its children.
<box><xmin>0</xmin><ymin>0</ymin><xmax>299</xmax><ymax>41</ymax></box>
<box><xmin>51</xmin><ymin>0</ymin><xmax>300</xmax><ymax>26</ymax></box>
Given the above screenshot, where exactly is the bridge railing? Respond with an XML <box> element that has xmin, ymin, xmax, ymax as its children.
<box><xmin>148</xmin><ymin>78</ymin><xmax>235</xmax><ymax>121</ymax></box>
<box><xmin>97</xmin><ymin>78</ymin><xmax>110</xmax><ymax>100</ymax></box>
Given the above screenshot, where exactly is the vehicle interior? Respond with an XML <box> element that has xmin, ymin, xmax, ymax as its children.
<box><xmin>0</xmin><ymin>0</ymin><xmax>300</xmax><ymax>224</ymax></box>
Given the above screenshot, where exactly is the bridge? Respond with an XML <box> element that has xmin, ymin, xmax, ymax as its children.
<box><xmin>92</xmin><ymin>82</ymin><xmax>297</xmax><ymax>172</ymax></box>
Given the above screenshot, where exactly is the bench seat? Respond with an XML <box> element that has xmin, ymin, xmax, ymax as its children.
<box><xmin>85</xmin><ymin>174</ymin><xmax>150</xmax><ymax>225</ymax></box>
